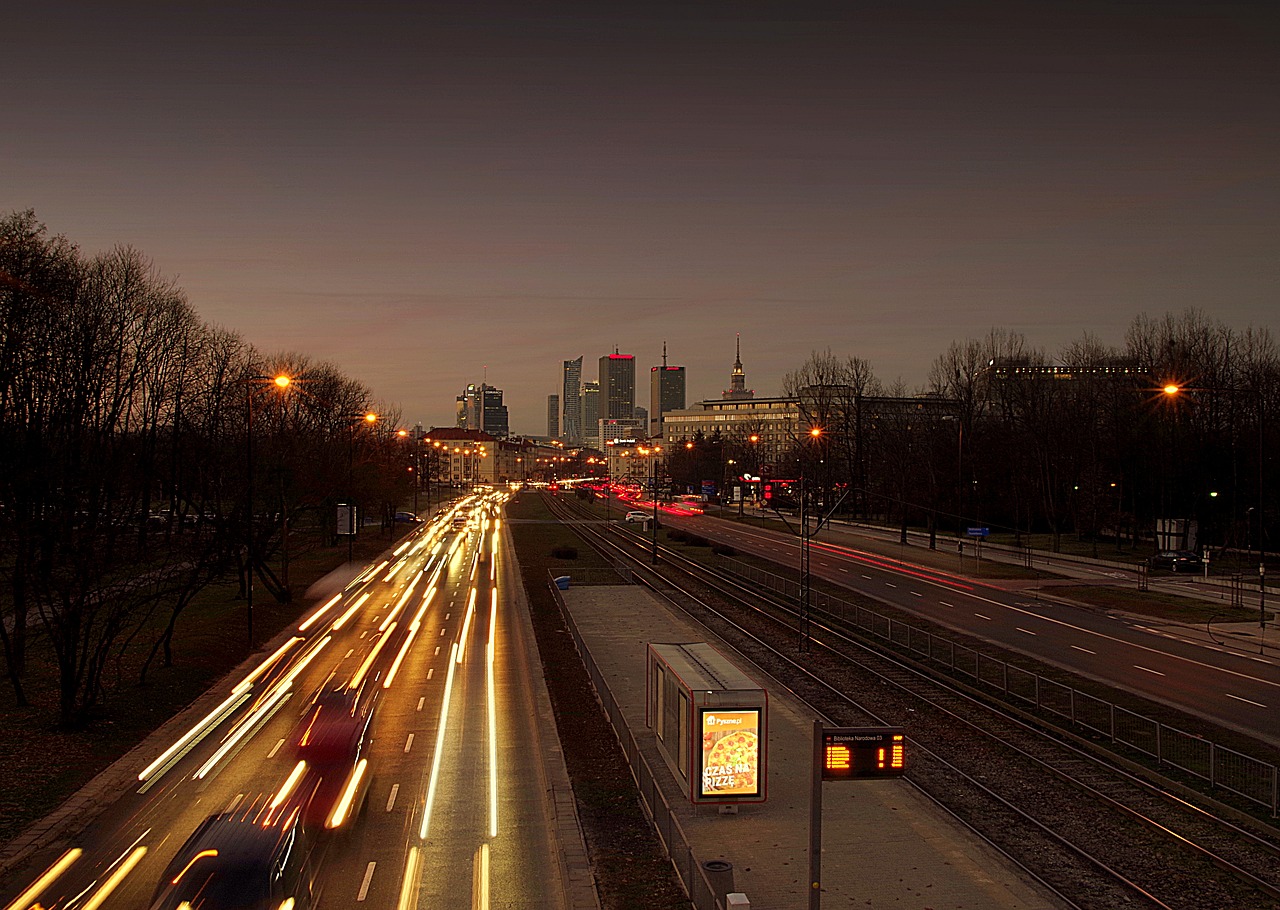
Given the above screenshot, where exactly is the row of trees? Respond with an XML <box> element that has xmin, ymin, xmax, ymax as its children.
<box><xmin>670</xmin><ymin>316</ymin><xmax>1277</xmax><ymax>561</ymax></box>
<box><xmin>1</xmin><ymin>211</ymin><xmax>415</xmax><ymax>726</ymax></box>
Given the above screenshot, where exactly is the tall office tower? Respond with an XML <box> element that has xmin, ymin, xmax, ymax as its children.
<box><xmin>722</xmin><ymin>333</ymin><xmax>754</xmax><ymax>400</ymax></box>
<box><xmin>599</xmin><ymin>349</ymin><xmax>636</xmax><ymax>421</ymax></box>
<box><xmin>650</xmin><ymin>341</ymin><xmax>687</xmax><ymax>437</ymax></box>
<box><xmin>547</xmin><ymin>394</ymin><xmax>560</xmax><ymax>437</ymax></box>
<box><xmin>479</xmin><ymin>384</ymin><xmax>509</xmax><ymax>438</ymax></box>
<box><xmin>582</xmin><ymin>381</ymin><xmax>601</xmax><ymax>446</ymax></box>
<box><xmin>562</xmin><ymin>356</ymin><xmax>583</xmax><ymax>444</ymax></box>
<box><xmin>456</xmin><ymin>393</ymin><xmax>469</xmax><ymax>429</ymax></box>
<box><xmin>633</xmin><ymin>406</ymin><xmax>648</xmax><ymax>429</ymax></box>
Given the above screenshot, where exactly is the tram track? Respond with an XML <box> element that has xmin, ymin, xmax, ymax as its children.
<box><xmin>547</xmin><ymin>492</ymin><xmax>1280</xmax><ymax>910</ymax></box>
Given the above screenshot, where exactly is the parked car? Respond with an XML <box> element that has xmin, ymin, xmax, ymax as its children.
<box><xmin>1148</xmin><ymin>550</ymin><xmax>1202</xmax><ymax>572</ymax></box>
<box><xmin>149</xmin><ymin>810</ymin><xmax>318</xmax><ymax>909</ymax></box>
<box><xmin>624</xmin><ymin>511</ymin><xmax>650</xmax><ymax>523</ymax></box>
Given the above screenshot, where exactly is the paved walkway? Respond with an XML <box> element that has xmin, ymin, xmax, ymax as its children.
<box><xmin>561</xmin><ymin>582</ymin><xmax>1063</xmax><ymax>910</ymax></box>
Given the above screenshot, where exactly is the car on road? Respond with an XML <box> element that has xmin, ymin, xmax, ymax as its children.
<box><xmin>624</xmin><ymin>511</ymin><xmax>650</xmax><ymax>523</ymax></box>
<box><xmin>1147</xmin><ymin>550</ymin><xmax>1203</xmax><ymax>572</ymax></box>
<box><xmin>149</xmin><ymin>809</ymin><xmax>318</xmax><ymax>909</ymax></box>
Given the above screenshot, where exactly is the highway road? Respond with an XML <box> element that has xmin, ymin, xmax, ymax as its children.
<box><xmin>651</xmin><ymin>506</ymin><xmax>1280</xmax><ymax>748</ymax></box>
<box><xmin>3</xmin><ymin>491</ymin><xmax>572</xmax><ymax>910</ymax></box>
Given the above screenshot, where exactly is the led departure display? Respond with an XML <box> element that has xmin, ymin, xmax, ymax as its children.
<box><xmin>821</xmin><ymin>727</ymin><xmax>905</xmax><ymax>780</ymax></box>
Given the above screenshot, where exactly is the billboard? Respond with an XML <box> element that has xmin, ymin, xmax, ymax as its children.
<box><xmin>698</xmin><ymin>708</ymin><xmax>762</xmax><ymax>798</ymax></box>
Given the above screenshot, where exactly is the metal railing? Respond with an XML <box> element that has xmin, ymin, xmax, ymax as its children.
<box><xmin>723</xmin><ymin>557</ymin><xmax>1280</xmax><ymax>816</ymax></box>
<box><xmin>548</xmin><ymin>572</ymin><xmax>730</xmax><ymax>910</ymax></box>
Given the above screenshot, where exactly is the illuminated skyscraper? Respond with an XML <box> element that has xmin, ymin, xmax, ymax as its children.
<box><xmin>562</xmin><ymin>356</ymin><xmax>583</xmax><ymax>444</ymax></box>
<box><xmin>599</xmin><ymin>349</ymin><xmax>635</xmax><ymax>421</ymax></box>
<box><xmin>650</xmin><ymin>342</ymin><xmax>686</xmax><ymax>437</ymax></box>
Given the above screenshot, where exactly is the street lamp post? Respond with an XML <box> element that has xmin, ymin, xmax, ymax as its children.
<box><xmin>1164</xmin><ymin>383</ymin><xmax>1267</xmax><ymax>627</ymax></box>
<box><xmin>245</xmin><ymin>373</ymin><xmax>292</xmax><ymax>649</ymax></box>
<box><xmin>800</xmin><ymin>427</ymin><xmax>822</xmax><ymax>653</ymax></box>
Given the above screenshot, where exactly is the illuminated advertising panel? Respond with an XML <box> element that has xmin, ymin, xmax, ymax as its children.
<box><xmin>821</xmin><ymin>727</ymin><xmax>905</xmax><ymax>780</ymax></box>
<box><xmin>698</xmin><ymin>708</ymin><xmax>762</xmax><ymax>799</ymax></box>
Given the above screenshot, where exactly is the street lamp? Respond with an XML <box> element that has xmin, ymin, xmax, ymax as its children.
<box><xmin>800</xmin><ymin>427</ymin><xmax>822</xmax><ymax>653</ymax></box>
<box><xmin>245</xmin><ymin>372</ymin><xmax>293</xmax><ymax>648</ymax></box>
<box><xmin>1163</xmin><ymin>383</ymin><xmax>1266</xmax><ymax>626</ymax></box>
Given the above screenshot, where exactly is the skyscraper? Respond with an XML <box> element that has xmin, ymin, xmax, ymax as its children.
<box><xmin>458</xmin><ymin>383</ymin><xmax>509</xmax><ymax>438</ymax></box>
<box><xmin>562</xmin><ymin>356</ymin><xmax>583</xmax><ymax>444</ymax></box>
<box><xmin>582</xmin><ymin>380</ymin><xmax>600</xmax><ymax>447</ymax></box>
<box><xmin>599</xmin><ymin>350</ymin><xmax>635</xmax><ymax>421</ymax></box>
<box><xmin>650</xmin><ymin>342</ymin><xmax>686</xmax><ymax>437</ymax></box>
<box><xmin>547</xmin><ymin>394</ymin><xmax>560</xmax><ymax>438</ymax></box>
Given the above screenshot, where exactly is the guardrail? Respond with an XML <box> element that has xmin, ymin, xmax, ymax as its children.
<box><xmin>722</xmin><ymin>556</ymin><xmax>1280</xmax><ymax>817</ymax></box>
<box><xmin>547</xmin><ymin>571</ymin><xmax>730</xmax><ymax>910</ymax></box>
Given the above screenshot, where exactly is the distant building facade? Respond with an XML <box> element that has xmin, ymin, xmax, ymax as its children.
<box><xmin>650</xmin><ymin>342</ymin><xmax>687</xmax><ymax>437</ymax></box>
<box><xmin>547</xmin><ymin>394</ymin><xmax>560</xmax><ymax>438</ymax></box>
<box><xmin>581</xmin><ymin>380</ymin><xmax>601</xmax><ymax>448</ymax></box>
<box><xmin>562</xmin><ymin>356</ymin><xmax>583</xmax><ymax>444</ymax></box>
<box><xmin>599</xmin><ymin>351</ymin><xmax>636</xmax><ymax>421</ymax></box>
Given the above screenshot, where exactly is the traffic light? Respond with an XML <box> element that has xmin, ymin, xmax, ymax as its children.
<box><xmin>763</xmin><ymin>482</ymin><xmax>775</xmax><ymax>502</ymax></box>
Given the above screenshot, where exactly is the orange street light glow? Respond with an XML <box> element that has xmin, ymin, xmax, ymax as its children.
<box><xmin>1163</xmin><ymin>383</ymin><xmax>1180</xmax><ymax>395</ymax></box>
<box><xmin>273</xmin><ymin>374</ymin><xmax>291</xmax><ymax>389</ymax></box>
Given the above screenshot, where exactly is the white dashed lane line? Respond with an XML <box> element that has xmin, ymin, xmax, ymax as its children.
<box><xmin>404</xmin><ymin>733</ymin><xmax>415</xmax><ymax>753</ymax></box>
<box><xmin>1135</xmin><ymin>666</ymin><xmax>1166</xmax><ymax>677</ymax></box>
<box><xmin>939</xmin><ymin>601</ymin><xmax>953</xmax><ymax>608</ymax></box>
<box><xmin>386</xmin><ymin>784</ymin><xmax>399</xmax><ymax>811</ymax></box>
<box><xmin>1016</xmin><ymin>628</ymin><xmax>1036</xmax><ymax>636</ymax></box>
<box><xmin>1226</xmin><ymin>693</ymin><xmax>1266</xmax><ymax>708</ymax></box>
<box><xmin>357</xmin><ymin>862</ymin><xmax>376</xmax><ymax>902</ymax></box>
<box><xmin>1071</xmin><ymin>645</ymin><xmax>1095</xmax><ymax>655</ymax></box>
<box><xmin>974</xmin><ymin>613</ymin><xmax>991</xmax><ymax>621</ymax></box>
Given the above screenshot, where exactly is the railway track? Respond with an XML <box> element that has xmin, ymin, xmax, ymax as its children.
<box><xmin>546</xmin><ymin>492</ymin><xmax>1280</xmax><ymax>910</ymax></box>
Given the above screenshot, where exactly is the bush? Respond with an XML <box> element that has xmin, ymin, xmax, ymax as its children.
<box><xmin>711</xmin><ymin>543</ymin><xmax>737</xmax><ymax>556</ymax></box>
<box><xmin>550</xmin><ymin>545</ymin><xmax>579</xmax><ymax>559</ymax></box>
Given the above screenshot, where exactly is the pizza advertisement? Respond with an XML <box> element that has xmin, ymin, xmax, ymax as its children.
<box><xmin>698</xmin><ymin>708</ymin><xmax>762</xmax><ymax>799</ymax></box>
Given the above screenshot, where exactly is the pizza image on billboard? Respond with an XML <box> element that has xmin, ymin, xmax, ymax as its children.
<box><xmin>700</xmin><ymin>710</ymin><xmax>761</xmax><ymax>797</ymax></box>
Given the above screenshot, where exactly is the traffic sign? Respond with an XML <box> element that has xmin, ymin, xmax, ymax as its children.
<box><xmin>966</xmin><ymin>527</ymin><xmax>989</xmax><ymax>538</ymax></box>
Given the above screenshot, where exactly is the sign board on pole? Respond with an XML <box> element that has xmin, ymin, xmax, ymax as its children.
<box><xmin>820</xmin><ymin>727</ymin><xmax>905</xmax><ymax>780</ymax></box>
<box><xmin>336</xmin><ymin>503</ymin><xmax>357</xmax><ymax>537</ymax></box>
<box><xmin>965</xmin><ymin>527</ymin><xmax>989</xmax><ymax>538</ymax></box>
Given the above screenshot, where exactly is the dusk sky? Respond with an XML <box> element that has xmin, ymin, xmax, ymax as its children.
<box><xmin>6</xmin><ymin>2</ymin><xmax>1277</xmax><ymax>434</ymax></box>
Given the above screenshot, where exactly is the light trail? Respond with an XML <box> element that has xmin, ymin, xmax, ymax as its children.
<box><xmin>327</xmin><ymin>759</ymin><xmax>369</xmax><ymax>829</ymax></box>
<box><xmin>80</xmin><ymin>845</ymin><xmax>147</xmax><ymax>910</ymax></box>
<box><xmin>487</xmin><ymin>587</ymin><xmax>498</xmax><ymax>838</ymax></box>
<box><xmin>2</xmin><ymin>847</ymin><xmax>81</xmax><ymax>910</ymax></box>
<box><xmin>384</xmin><ymin>589</ymin><xmax>435</xmax><ymax>689</ymax></box>
<box><xmin>456</xmin><ymin>587</ymin><xmax>478</xmax><ymax>664</ymax></box>
<box><xmin>473</xmin><ymin>843</ymin><xmax>490</xmax><ymax>909</ymax></box>
<box><xmin>384</xmin><ymin>557</ymin><xmax>409</xmax><ymax>582</ymax></box>
<box><xmin>298</xmin><ymin>593</ymin><xmax>343</xmax><ymax>632</ymax></box>
<box><xmin>380</xmin><ymin>575</ymin><xmax>421</xmax><ymax>632</ymax></box>
<box><xmin>396</xmin><ymin>847</ymin><xmax>422</xmax><ymax>910</ymax></box>
<box><xmin>138</xmin><ymin>690</ymin><xmax>251</xmax><ymax>784</ymax></box>
<box><xmin>269</xmin><ymin>760</ymin><xmax>308</xmax><ymax>810</ymax></box>
<box><xmin>274</xmin><ymin>635</ymin><xmax>331</xmax><ymax>692</ymax></box>
<box><xmin>332</xmin><ymin>592</ymin><xmax>372</xmax><ymax>630</ymax></box>
<box><xmin>194</xmin><ymin>684</ymin><xmax>292</xmax><ymax>780</ymax></box>
<box><xmin>419</xmin><ymin>642</ymin><xmax>460</xmax><ymax>839</ymax></box>
<box><xmin>348</xmin><ymin>624</ymin><xmax>397</xmax><ymax>690</ymax></box>
<box><xmin>232</xmin><ymin>637</ymin><xmax>302</xmax><ymax>695</ymax></box>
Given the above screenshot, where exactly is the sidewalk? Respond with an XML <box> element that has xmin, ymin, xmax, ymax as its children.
<box><xmin>559</xmin><ymin>580</ymin><xmax>1063</xmax><ymax>910</ymax></box>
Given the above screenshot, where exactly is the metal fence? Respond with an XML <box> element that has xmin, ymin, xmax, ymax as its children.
<box><xmin>723</xmin><ymin>557</ymin><xmax>1280</xmax><ymax>816</ymax></box>
<box><xmin>548</xmin><ymin>573</ymin><xmax>729</xmax><ymax>910</ymax></box>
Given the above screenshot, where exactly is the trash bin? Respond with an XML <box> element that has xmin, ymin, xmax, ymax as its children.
<box><xmin>554</xmin><ymin>575</ymin><xmax>571</xmax><ymax>590</ymax></box>
<box><xmin>701</xmin><ymin>860</ymin><xmax>735</xmax><ymax>904</ymax></box>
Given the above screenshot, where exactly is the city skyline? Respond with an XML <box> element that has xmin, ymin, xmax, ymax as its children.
<box><xmin>5</xmin><ymin>2</ymin><xmax>1276</xmax><ymax>434</ymax></box>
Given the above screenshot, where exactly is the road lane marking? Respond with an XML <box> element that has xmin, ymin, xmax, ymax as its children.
<box><xmin>427</xmin><ymin>668</ymin><xmax>434</xmax><ymax>680</ymax></box>
<box><xmin>404</xmin><ymin>733</ymin><xmax>415</xmax><ymax>753</ymax></box>
<box><xmin>267</xmin><ymin>738</ymin><xmax>285</xmax><ymax>759</ymax></box>
<box><xmin>1225</xmin><ymin>693</ymin><xmax>1266</xmax><ymax>708</ymax></box>
<box><xmin>885</xmin><ymin>582</ymin><xmax>897</xmax><ymax>588</ymax></box>
<box><xmin>344</xmin><ymin>649</ymin><xmax>354</xmax><ymax>659</ymax></box>
<box><xmin>1135</xmin><ymin>665</ymin><xmax>1166</xmax><ymax>676</ymax></box>
<box><xmin>974</xmin><ymin>613</ymin><xmax>991</xmax><ymax>620</ymax></box>
<box><xmin>839</xmin><ymin>568</ymin><xmax>850</xmax><ymax>573</ymax></box>
<box><xmin>416</xmin><ymin>697</ymin><xmax>425</xmax><ymax>711</ymax></box>
<box><xmin>434</xmin><ymin>646</ymin><xmax>441</xmax><ymax>655</ymax></box>
<box><xmin>1071</xmin><ymin>645</ymin><xmax>1096</xmax><ymax>654</ymax></box>
<box><xmin>386</xmin><ymin>784</ymin><xmax>399</xmax><ymax>811</ymax></box>
<box><xmin>939</xmin><ymin>601</ymin><xmax>953</xmax><ymax>607</ymax></box>
<box><xmin>439</xmin><ymin>627</ymin><xmax>446</xmax><ymax>636</ymax></box>
<box><xmin>357</xmin><ymin>862</ymin><xmax>376</xmax><ymax>901</ymax></box>
<box><xmin>861</xmin><ymin>574</ymin><xmax>873</xmax><ymax>580</ymax></box>
<box><xmin>911</xmin><ymin>591</ymin><xmax>922</xmax><ymax>597</ymax></box>
<box><xmin>1016</xmin><ymin>628</ymin><xmax>1037</xmax><ymax>636</ymax></box>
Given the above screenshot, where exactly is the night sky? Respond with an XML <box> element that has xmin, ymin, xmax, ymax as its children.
<box><xmin>6</xmin><ymin>2</ymin><xmax>1277</xmax><ymax>433</ymax></box>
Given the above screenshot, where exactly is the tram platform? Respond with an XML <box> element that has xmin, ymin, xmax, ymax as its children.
<box><xmin>558</xmin><ymin>580</ymin><xmax>1063</xmax><ymax>909</ymax></box>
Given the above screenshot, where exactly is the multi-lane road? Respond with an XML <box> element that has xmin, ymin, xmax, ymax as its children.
<box><xmin>3</xmin><ymin>491</ymin><xmax>573</xmax><ymax>910</ymax></box>
<box><xmin>657</xmin><ymin>508</ymin><xmax>1280</xmax><ymax>747</ymax></box>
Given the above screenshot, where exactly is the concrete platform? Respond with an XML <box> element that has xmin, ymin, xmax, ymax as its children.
<box><xmin>561</xmin><ymin>582</ymin><xmax>1065</xmax><ymax>910</ymax></box>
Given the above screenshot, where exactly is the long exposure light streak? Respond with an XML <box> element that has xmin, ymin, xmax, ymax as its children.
<box><xmin>194</xmin><ymin>685</ymin><xmax>292</xmax><ymax>780</ymax></box>
<box><xmin>138</xmin><ymin>691</ymin><xmax>251</xmax><ymax>783</ymax></box>
<box><xmin>456</xmin><ymin>587</ymin><xmax>478</xmax><ymax>665</ymax></box>
<box><xmin>2</xmin><ymin>848</ymin><xmax>81</xmax><ymax>910</ymax></box>
<box><xmin>298</xmin><ymin>593</ymin><xmax>343</xmax><ymax>632</ymax></box>
<box><xmin>380</xmin><ymin>574</ymin><xmax>421</xmax><ymax>632</ymax></box>
<box><xmin>80</xmin><ymin>845</ymin><xmax>147</xmax><ymax>910</ymax></box>
<box><xmin>331</xmin><ymin>592</ymin><xmax>371</xmax><ymax>630</ymax></box>
<box><xmin>327</xmin><ymin>759</ymin><xmax>369</xmax><ymax>828</ymax></box>
<box><xmin>419</xmin><ymin>643</ymin><xmax>461</xmax><ymax>839</ymax></box>
<box><xmin>396</xmin><ymin>846</ymin><xmax>421</xmax><ymax>910</ymax></box>
<box><xmin>270</xmin><ymin>760</ymin><xmax>308</xmax><ymax>810</ymax></box>
<box><xmin>487</xmin><ymin>587</ymin><xmax>498</xmax><ymax>838</ymax></box>
<box><xmin>232</xmin><ymin>637</ymin><xmax>302</xmax><ymax>695</ymax></box>
<box><xmin>348</xmin><ymin>624</ymin><xmax>396</xmax><ymax>690</ymax></box>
